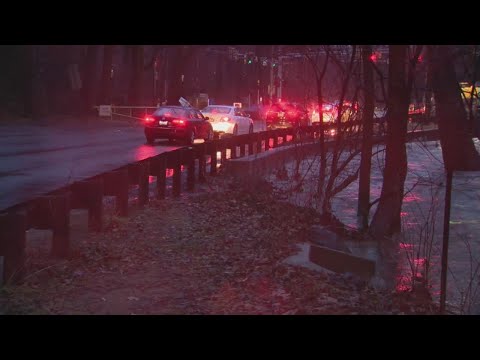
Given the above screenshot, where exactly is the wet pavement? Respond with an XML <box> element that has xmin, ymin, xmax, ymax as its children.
<box><xmin>0</xmin><ymin>119</ymin><xmax>179</xmax><ymax>211</ymax></box>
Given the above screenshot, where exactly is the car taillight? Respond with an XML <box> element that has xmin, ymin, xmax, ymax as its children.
<box><xmin>144</xmin><ymin>116</ymin><xmax>154</xmax><ymax>123</ymax></box>
<box><xmin>172</xmin><ymin>119</ymin><xmax>186</xmax><ymax>126</ymax></box>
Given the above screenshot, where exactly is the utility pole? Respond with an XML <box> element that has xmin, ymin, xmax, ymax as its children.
<box><xmin>278</xmin><ymin>57</ymin><xmax>283</xmax><ymax>100</ymax></box>
<box><xmin>257</xmin><ymin>79</ymin><xmax>260</xmax><ymax>104</ymax></box>
<box><xmin>164</xmin><ymin>47</ymin><xmax>169</xmax><ymax>105</ymax></box>
<box><xmin>154</xmin><ymin>56</ymin><xmax>158</xmax><ymax>104</ymax></box>
<box><xmin>269</xmin><ymin>45</ymin><xmax>275</xmax><ymax>102</ymax></box>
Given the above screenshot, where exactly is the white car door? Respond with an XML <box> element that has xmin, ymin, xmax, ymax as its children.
<box><xmin>233</xmin><ymin>108</ymin><xmax>247</xmax><ymax>134</ymax></box>
<box><xmin>239</xmin><ymin>110</ymin><xmax>252</xmax><ymax>134</ymax></box>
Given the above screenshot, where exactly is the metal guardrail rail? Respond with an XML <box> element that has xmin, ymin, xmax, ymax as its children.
<box><xmin>94</xmin><ymin>105</ymin><xmax>159</xmax><ymax>121</ymax></box>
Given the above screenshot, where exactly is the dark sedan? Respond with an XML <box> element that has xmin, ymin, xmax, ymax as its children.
<box><xmin>143</xmin><ymin>106</ymin><xmax>214</xmax><ymax>145</ymax></box>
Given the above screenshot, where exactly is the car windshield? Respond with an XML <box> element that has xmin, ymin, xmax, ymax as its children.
<box><xmin>153</xmin><ymin>107</ymin><xmax>188</xmax><ymax>118</ymax></box>
<box><xmin>202</xmin><ymin>107</ymin><xmax>231</xmax><ymax>114</ymax></box>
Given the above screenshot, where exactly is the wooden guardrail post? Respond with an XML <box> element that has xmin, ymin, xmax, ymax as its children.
<box><xmin>265</xmin><ymin>131</ymin><xmax>271</xmax><ymax>151</ymax></box>
<box><xmin>240</xmin><ymin>135</ymin><xmax>246</xmax><ymax>157</ymax></box>
<box><xmin>128</xmin><ymin>162</ymin><xmax>150</xmax><ymax>207</ymax></box>
<box><xmin>273</xmin><ymin>131</ymin><xmax>279</xmax><ymax>148</ymax></box>
<box><xmin>256</xmin><ymin>132</ymin><xmax>263</xmax><ymax>153</ymax></box>
<box><xmin>150</xmin><ymin>155</ymin><xmax>167</xmax><ymax>200</ymax></box>
<box><xmin>50</xmin><ymin>194</ymin><xmax>70</xmax><ymax>258</ymax></box>
<box><xmin>197</xmin><ymin>143</ymin><xmax>206</xmax><ymax>183</ymax></box>
<box><xmin>220</xmin><ymin>140</ymin><xmax>227</xmax><ymax>165</ymax></box>
<box><xmin>32</xmin><ymin>194</ymin><xmax>70</xmax><ymax>258</ymax></box>
<box><xmin>210</xmin><ymin>142</ymin><xmax>218</xmax><ymax>175</ymax></box>
<box><xmin>139</xmin><ymin>161</ymin><xmax>150</xmax><ymax>207</ymax></box>
<box><xmin>104</xmin><ymin>169</ymin><xmax>129</xmax><ymax>217</ymax></box>
<box><xmin>0</xmin><ymin>212</ymin><xmax>26</xmax><ymax>284</ymax></box>
<box><xmin>230</xmin><ymin>138</ymin><xmax>237</xmax><ymax>160</ymax></box>
<box><xmin>186</xmin><ymin>147</ymin><xmax>195</xmax><ymax>192</ymax></box>
<box><xmin>248</xmin><ymin>133</ymin><xmax>254</xmax><ymax>155</ymax></box>
<box><xmin>71</xmin><ymin>178</ymin><xmax>104</xmax><ymax>231</ymax></box>
<box><xmin>172</xmin><ymin>150</ymin><xmax>182</xmax><ymax>197</ymax></box>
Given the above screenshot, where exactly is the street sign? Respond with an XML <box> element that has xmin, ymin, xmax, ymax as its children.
<box><xmin>98</xmin><ymin>105</ymin><xmax>112</xmax><ymax>117</ymax></box>
<box><xmin>179</xmin><ymin>97</ymin><xmax>192</xmax><ymax>107</ymax></box>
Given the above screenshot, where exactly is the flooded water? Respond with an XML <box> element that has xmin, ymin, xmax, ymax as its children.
<box><xmin>266</xmin><ymin>139</ymin><xmax>480</xmax><ymax>314</ymax></box>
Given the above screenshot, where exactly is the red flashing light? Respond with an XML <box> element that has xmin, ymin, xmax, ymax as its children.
<box><xmin>418</xmin><ymin>55</ymin><xmax>424</xmax><ymax>63</ymax></box>
<box><xmin>144</xmin><ymin>116</ymin><xmax>154</xmax><ymax>123</ymax></box>
<box><xmin>369</xmin><ymin>53</ymin><xmax>378</xmax><ymax>63</ymax></box>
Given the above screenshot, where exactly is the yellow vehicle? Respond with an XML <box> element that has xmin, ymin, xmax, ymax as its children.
<box><xmin>459</xmin><ymin>82</ymin><xmax>479</xmax><ymax>118</ymax></box>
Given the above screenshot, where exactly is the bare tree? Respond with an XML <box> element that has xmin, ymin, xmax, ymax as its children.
<box><xmin>369</xmin><ymin>45</ymin><xmax>411</xmax><ymax>239</ymax></box>
<box><xmin>321</xmin><ymin>46</ymin><xmax>361</xmax><ymax>215</ymax></box>
<box><xmin>430</xmin><ymin>45</ymin><xmax>480</xmax><ymax>171</ymax></box>
<box><xmin>128</xmin><ymin>45</ymin><xmax>144</xmax><ymax>105</ymax></box>
<box><xmin>303</xmin><ymin>46</ymin><xmax>330</xmax><ymax>207</ymax></box>
<box><xmin>357</xmin><ymin>45</ymin><xmax>375</xmax><ymax>229</ymax></box>
<box><xmin>166</xmin><ymin>46</ymin><xmax>197</xmax><ymax>106</ymax></box>
<box><xmin>98</xmin><ymin>45</ymin><xmax>114</xmax><ymax>105</ymax></box>
<box><xmin>82</xmin><ymin>45</ymin><xmax>99</xmax><ymax>114</ymax></box>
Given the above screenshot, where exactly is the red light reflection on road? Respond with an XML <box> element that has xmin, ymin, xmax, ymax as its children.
<box><xmin>135</xmin><ymin>145</ymin><xmax>158</xmax><ymax>161</ymax></box>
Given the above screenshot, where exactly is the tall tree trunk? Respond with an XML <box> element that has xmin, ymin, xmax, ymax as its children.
<box><xmin>21</xmin><ymin>45</ymin><xmax>35</xmax><ymax>118</ymax></box>
<box><xmin>98</xmin><ymin>45</ymin><xmax>114</xmax><ymax>105</ymax></box>
<box><xmin>82</xmin><ymin>45</ymin><xmax>98</xmax><ymax>114</ymax></box>
<box><xmin>357</xmin><ymin>45</ymin><xmax>375</xmax><ymax>229</ymax></box>
<box><xmin>166</xmin><ymin>46</ymin><xmax>196</xmax><ymax>106</ymax></box>
<box><xmin>430</xmin><ymin>45</ymin><xmax>480</xmax><ymax>171</ymax></box>
<box><xmin>215</xmin><ymin>52</ymin><xmax>224</xmax><ymax>103</ymax></box>
<box><xmin>312</xmin><ymin>48</ymin><xmax>330</xmax><ymax>209</ymax></box>
<box><xmin>424</xmin><ymin>46</ymin><xmax>434</xmax><ymax>121</ymax></box>
<box><xmin>128</xmin><ymin>45</ymin><xmax>144</xmax><ymax>105</ymax></box>
<box><xmin>369</xmin><ymin>45</ymin><xmax>410</xmax><ymax>240</ymax></box>
<box><xmin>19</xmin><ymin>45</ymin><xmax>49</xmax><ymax>119</ymax></box>
<box><xmin>322</xmin><ymin>46</ymin><xmax>357</xmax><ymax>214</ymax></box>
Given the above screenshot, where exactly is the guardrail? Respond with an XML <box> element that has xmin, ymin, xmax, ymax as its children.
<box><xmin>94</xmin><ymin>105</ymin><xmax>159</xmax><ymax>121</ymax></box>
<box><xmin>0</xmin><ymin>122</ymin><xmax>439</xmax><ymax>286</ymax></box>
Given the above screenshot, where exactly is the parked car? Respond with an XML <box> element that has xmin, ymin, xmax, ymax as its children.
<box><xmin>242</xmin><ymin>104</ymin><xmax>269</xmax><ymax>121</ymax></box>
<box><xmin>309</xmin><ymin>102</ymin><xmax>337</xmax><ymax>124</ymax></box>
<box><xmin>265</xmin><ymin>102</ymin><xmax>310</xmax><ymax>130</ymax></box>
<box><xmin>143</xmin><ymin>106</ymin><xmax>214</xmax><ymax>145</ymax></box>
<box><xmin>200</xmin><ymin>105</ymin><xmax>253</xmax><ymax>136</ymax></box>
<box><xmin>309</xmin><ymin>101</ymin><xmax>359</xmax><ymax>124</ymax></box>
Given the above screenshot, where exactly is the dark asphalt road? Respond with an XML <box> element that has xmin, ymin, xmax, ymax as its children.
<box><xmin>0</xmin><ymin>120</ymin><xmax>181</xmax><ymax>211</ymax></box>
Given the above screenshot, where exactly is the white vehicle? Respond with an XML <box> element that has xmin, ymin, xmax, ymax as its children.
<box><xmin>200</xmin><ymin>105</ymin><xmax>254</xmax><ymax>136</ymax></box>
